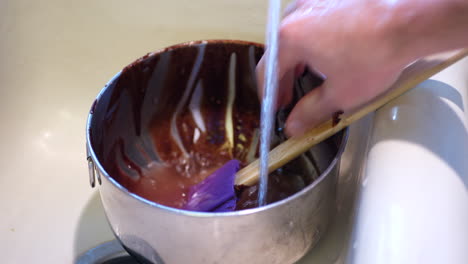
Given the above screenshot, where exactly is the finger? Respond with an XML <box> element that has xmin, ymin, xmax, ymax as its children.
<box><xmin>256</xmin><ymin>55</ymin><xmax>292</xmax><ymax>109</ymax></box>
<box><xmin>256</xmin><ymin>49</ymin><xmax>301</xmax><ymax>109</ymax></box>
<box><xmin>294</xmin><ymin>63</ymin><xmax>306</xmax><ymax>77</ymax></box>
<box><xmin>256</xmin><ymin>19</ymin><xmax>306</xmax><ymax>109</ymax></box>
<box><xmin>255</xmin><ymin>55</ymin><xmax>266</xmax><ymax>99</ymax></box>
<box><xmin>285</xmin><ymin>81</ymin><xmax>339</xmax><ymax>137</ymax></box>
<box><xmin>278</xmin><ymin>63</ymin><xmax>307</xmax><ymax>108</ymax></box>
<box><xmin>277</xmin><ymin>67</ymin><xmax>295</xmax><ymax>107</ymax></box>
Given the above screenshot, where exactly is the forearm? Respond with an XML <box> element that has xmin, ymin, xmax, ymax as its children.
<box><xmin>386</xmin><ymin>0</ymin><xmax>468</xmax><ymax>62</ymax></box>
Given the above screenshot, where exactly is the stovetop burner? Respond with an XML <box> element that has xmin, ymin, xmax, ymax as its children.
<box><xmin>76</xmin><ymin>240</ymin><xmax>139</xmax><ymax>264</ymax></box>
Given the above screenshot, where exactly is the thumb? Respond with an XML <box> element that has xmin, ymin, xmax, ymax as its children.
<box><xmin>285</xmin><ymin>81</ymin><xmax>340</xmax><ymax>137</ymax></box>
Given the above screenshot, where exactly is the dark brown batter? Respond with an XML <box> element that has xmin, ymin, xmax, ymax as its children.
<box><xmin>89</xmin><ymin>41</ymin><xmax>326</xmax><ymax>211</ymax></box>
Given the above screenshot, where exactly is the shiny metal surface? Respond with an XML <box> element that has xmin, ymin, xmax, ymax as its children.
<box><xmin>96</xmin><ymin>159</ymin><xmax>341</xmax><ymax>264</ymax></box>
<box><xmin>86</xmin><ymin>41</ymin><xmax>348</xmax><ymax>264</ymax></box>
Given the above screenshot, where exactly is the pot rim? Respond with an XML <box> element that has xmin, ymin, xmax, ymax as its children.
<box><xmin>85</xmin><ymin>39</ymin><xmax>349</xmax><ymax>218</ymax></box>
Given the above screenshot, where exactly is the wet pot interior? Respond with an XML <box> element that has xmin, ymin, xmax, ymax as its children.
<box><xmin>88</xmin><ymin>40</ymin><xmax>344</xmax><ymax>211</ymax></box>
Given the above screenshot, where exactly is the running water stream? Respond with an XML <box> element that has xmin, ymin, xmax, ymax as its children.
<box><xmin>258</xmin><ymin>0</ymin><xmax>281</xmax><ymax>206</ymax></box>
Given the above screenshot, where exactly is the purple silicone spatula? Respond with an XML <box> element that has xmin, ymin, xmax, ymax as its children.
<box><xmin>184</xmin><ymin>159</ymin><xmax>240</xmax><ymax>212</ymax></box>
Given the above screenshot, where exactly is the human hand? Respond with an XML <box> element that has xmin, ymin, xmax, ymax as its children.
<box><xmin>257</xmin><ymin>0</ymin><xmax>416</xmax><ymax>137</ymax></box>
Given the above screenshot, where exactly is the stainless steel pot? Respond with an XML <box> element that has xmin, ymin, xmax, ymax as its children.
<box><xmin>86</xmin><ymin>40</ymin><xmax>348</xmax><ymax>264</ymax></box>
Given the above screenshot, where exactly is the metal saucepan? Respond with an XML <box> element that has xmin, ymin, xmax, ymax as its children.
<box><xmin>86</xmin><ymin>40</ymin><xmax>348</xmax><ymax>264</ymax></box>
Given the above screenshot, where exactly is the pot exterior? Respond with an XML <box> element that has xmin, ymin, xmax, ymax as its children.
<box><xmin>98</xmin><ymin>160</ymin><xmax>339</xmax><ymax>264</ymax></box>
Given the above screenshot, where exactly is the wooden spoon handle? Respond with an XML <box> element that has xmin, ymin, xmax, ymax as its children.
<box><xmin>235</xmin><ymin>48</ymin><xmax>468</xmax><ymax>186</ymax></box>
